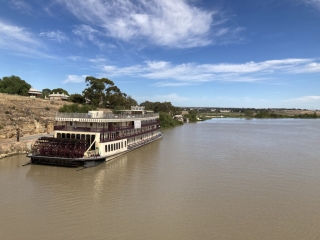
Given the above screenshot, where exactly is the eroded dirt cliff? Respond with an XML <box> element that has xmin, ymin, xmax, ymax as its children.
<box><xmin>0</xmin><ymin>93</ymin><xmax>71</xmax><ymax>139</ymax></box>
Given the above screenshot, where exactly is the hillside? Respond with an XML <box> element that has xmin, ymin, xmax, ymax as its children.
<box><xmin>0</xmin><ymin>93</ymin><xmax>72</xmax><ymax>139</ymax></box>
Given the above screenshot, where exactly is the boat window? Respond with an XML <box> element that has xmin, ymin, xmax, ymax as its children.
<box><xmin>71</xmin><ymin>134</ymin><xmax>75</xmax><ymax>139</ymax></box>
<box><xmin>111</xmin><ymin>144</ymin><xmax>113</xmax><ymax>151</ymax></box>
<box><xmin>108</xmin><ymin>145</ymin><xmax>110</xmax><ymax>152</ymax></box>
<box><xmin>90</xmin><ymin>123</ymin><xmax>93</xmax><ymax>127</ymax></box>
<box><xmin>57</xmin><ymin>133</ymin><xmax>61</xmax><ymax>138</ymax></box>
<box><xmin>81</xmin><ymin>134</ymin><xmax>85</xmax><ymax>140</ymax></box>
<box><xmin>121</xmin><ymin>142</ymin><xmax>123</xmax><ymax>148</ymax></box>
<box><xmin>105</xmin><ymin>145</ymin><xmax>108</xmax><ymax>152</ymax></box>
<box><xmin>69</xmin><ymin>122</ymin><xmax>72</xmax><ymax>126</ymax></box>
<box><xmin>67</xmin><ymin>133</ymin><xmax>70</xmax><ymax>139</ymax></box>
<box><xmin>62</xmin><ymin>133</ymin><xmax>65</xmax><ymax>138</ymax></box>
<box><xmin>125</xmin><ymin>141</ymin><xmax>126</xmax><ymax>147</ymax></box>
<box><xmin>76</xmin><ymin>134</ymin><xmax>80</xmax><ymax>140</ymax></box>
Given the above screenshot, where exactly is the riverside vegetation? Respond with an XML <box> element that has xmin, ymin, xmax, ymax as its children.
<box><xmin>1</xmin><ymin>74</ymin><xmax>318</xmax><ymax>149</ymax></box>
<box><xmin>0</xmin><ymin>75</ymin><xmax>183</xmax><ymax>159</ymax></box>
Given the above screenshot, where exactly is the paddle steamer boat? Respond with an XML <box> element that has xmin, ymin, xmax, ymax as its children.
<box><xmin>27</xmin><ymin>106</ymin><xmax>162</xmax><ymax>168</ymax></box>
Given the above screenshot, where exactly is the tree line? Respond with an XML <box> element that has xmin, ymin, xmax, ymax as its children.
<box><xmin>0</xmin><ymin>75</ymin><xmax>183</xmax><ymax>127</ymax></box>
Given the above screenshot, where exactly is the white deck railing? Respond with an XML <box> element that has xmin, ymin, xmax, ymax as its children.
<box><xmin>55</xmin><ymin>112</ymin><xmax>159</xmax><ymax>119</ymax></box>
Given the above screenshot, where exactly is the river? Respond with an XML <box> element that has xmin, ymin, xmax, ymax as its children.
<box><xmin>1</xmin><ymin>119</ymin><xmax>320</xmax><ymax>240</ymax></box>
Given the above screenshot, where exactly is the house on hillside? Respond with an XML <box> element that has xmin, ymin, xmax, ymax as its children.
<box><xmin>28</xmin><ymin>88</ymin><xmax>42</xmax><ymax>98</ymax></box>
<box><xmin>49</xmin><ymin>92</ymin><xmax>69</xmax><ymax>101</ymax></box>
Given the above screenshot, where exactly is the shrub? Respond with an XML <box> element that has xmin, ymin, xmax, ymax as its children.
<box><xmin>58</xmin><ymin>104</ymin><xmax>97</xmax><ymax>113</ymax></box>
<box><xmin>45</xmin><ymin>107</ymin><xmax>50</xmax><ymax>111</ymax></box>
<box><xmin>5</xmin><ymin>110</ymin><xmax>9</xmax><ymax>114</ymax></box>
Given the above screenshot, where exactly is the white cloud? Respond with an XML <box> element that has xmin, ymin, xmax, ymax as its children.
<box><xmin>72</xmin><ymin>24</ymin><xmax>105</xmax><ymax>48</ymax></box>
<box><xmin>303</xmin><ymin>0</ymin><xmax>320</xmax><ymax>9</ymax></box>
<box><xmin>68</xmin><ymin>55</ymin><xmax>82</xmax><ymax>61</ymax></box>
<box><xmin>9</xmin><ymin>0</ymin><xmax>32</xmax><ymax>14</ymax></box>
<box><xmin>292</xmin><ymin>62</ymin><xmax>320</xmax><ymax>73</ymax></box>
<box><xmin>99</xmin><ymin>58</ymin><xmax>319</xmax><ymax>85</ymax></box>
<box><xmin>0</xmin><ymin>21</ymin><xmax>54</xmax><ymax>58</ymax></box>
<box><xmin>39</xmin><ymin>30</ymin><xmax>69</xmax><ymax>42</ymax></box>
<box><xmin>285</xmin><ymin>96</ymin><xmax>320</xmax><ymax>103</ymax></box>
<box><xmin>63</xmin><ymin>75</ymin><xmax>88</xmax><ymax>83</ymax></box>
<box><xmin>57</xmin><ymin>0</ymin><xmax>241</xmax><ymax>48</ymax></box>
<box><xmin>89</xmin><ymin>58</ymin><xmax>106</xmax><ymax>63</ymax></box>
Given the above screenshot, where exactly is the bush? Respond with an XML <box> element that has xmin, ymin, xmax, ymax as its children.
<box><xmin>0</xmin><ymin>125</ymin><xmax>3</xmax><ymax>130</ymax></box>
<box><xmin>58</xmin><ymin>104</ymin><xmax>97</xmax><ymax>113</ymax></box>
<box><xmin>5</xmin><ymin>110</ymin><xmax>9</xmax><ymax>114</ymax></box>
<box><xmin>45</xmin><ymin>107</ymin><xmax>50</xmax><ymax>111</ymax></box>
<box><xmin>159</xmin><ymin>112</ymin><xmax>183</xmax><ymax>128</ymax></box>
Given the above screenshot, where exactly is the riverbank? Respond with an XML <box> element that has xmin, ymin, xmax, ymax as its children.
<box><xmin>0</xmin><ymin>140</ymin><xmax>32</xmax><ymax>159</ymax></box>
<box><xmin>0</xmin><ymin>133</ymin><xmax>53</xmax><ymax>159</ymax></box>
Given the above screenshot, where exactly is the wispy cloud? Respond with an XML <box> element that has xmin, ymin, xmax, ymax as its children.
<box><xmin>0</xmin><ymin>21</ymin><xmax>55</xmax><ymax>58</ymax></box>
<box><xmin>72</xmin><ymin>24</ymin><xmax>105</xmax><ymax>48</ymax></box>
<box><xmin>89</xmin><ymin>58</ymin><xmax>106</xmax><ymax>63</ymax></box>
<box><xmin>303</xmin><ymin>0</ymin><xmax>320</xmax><ymax>9</ymax></box>
<box><xmin>68</xmin><ymin>55</ymin><xmax>82</xmax><ymax>61</ymax></box>
<box><xmin>39</xmin><ymin>30</ymin><xmax>69</xmax><ymax>42</ymax></box>
<box><xmin>63</xmin><ymin>75</ymin><xmax>87</xmax><ymax>83</ymax></box>
<box><xmin>285</xmin><ymin>96</ymin><xmax>320</xmax><ymax>103</ymax></box>
<box><xmin>56</xmin><ymin>0</ymin><xmax>241</xmax><ymax>48</ymax></box>
<box><xmin>8</xmin><ymin>0</ymin><xmax>33</xmax><ymax>14</ymax></box>
<box><xmin>98</xmin><ymin>58</ymin><xmax>319</xmax><ymax>85</ymax></box>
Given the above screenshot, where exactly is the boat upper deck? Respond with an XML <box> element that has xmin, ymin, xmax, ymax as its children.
<box><xmin>55</xmin><ymin>112</ymin><xmax>159</xmax><ymax>123</ymax></box>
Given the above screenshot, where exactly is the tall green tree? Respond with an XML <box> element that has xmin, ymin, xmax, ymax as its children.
<box><xmin>0</xmin><ymin>75</ymin><xmax>31</xmax><ymax>95</ymax></box>
<box><xmin>82</xmin><ymin>76</ymin><xmax>114</xmax><ymax>107</ymax></box>
<box><xmin>106</xmin><ymin>86</ymin><xmax>128</xmax><ymax>108</ymax></box>
<box><xmin>124</xmin><ymin>95</ymin><xmax>138</xmax><ymax>109</ymax></box>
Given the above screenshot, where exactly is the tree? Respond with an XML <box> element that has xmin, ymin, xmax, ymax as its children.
<box><xmin>140</xmin><ymin>101</ymin><xmax>181</xmax><ymax>115</ymax></box>
<box><xmin>185</xmin><ymin>110</ymin><xmax>197</xmax><ymax>122</ymax></box>
<box><xmin>124</xmin><ymin>95</ymin><xmax>138</xmax><ymax>109</ymax></box>
<box><xmin>244</xmin><ymin>109</ymin><xmax>254</xmax><ymax>117</ymax></box>
<box><xmin>42</xmin><ymin>88</ymin><xmax>51</xmax><ymax>98</ymax></box>
<box><xmin>82</xmin><ymin>76</ymin><xmax>114</xmax><ymax>107</ymax></box>
<box><xmin>51</xmin><ymin>88</ymin><xmax>69</xmax><ymax>95</ymax></box>
<box><xmin>69</xmin><ymin>94</ymin><xmax>85</xmax><ymax>104</ymax></box>
<box><xmin>105</xmin><ymin>85</ymin><xmax>126</xmax><ymax>108</ymax></box>
<box><xmin>0</xmin><ymin>75</ymin><xmax>31</xmax><ymax>95</ymax></box>
<box><xmin>58</xmin><ymin>104</ymin><xmax>96</xmax><ymax>113</ymax></box>
<box><xmin>159</xmin><ymin>112</ymin><xmax>183</xmax><ymax>128</ymax></box>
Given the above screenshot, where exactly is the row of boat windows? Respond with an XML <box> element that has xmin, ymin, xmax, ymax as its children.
<box><xmin>67</xmin><ymin>121</ymin><xmax>158</xmax><ymax>127</ymax></box>
<box><xmin>105</xmin><ymin>141</ymin><xmax>126</xmax><ymax>152</ymax></box>
<box><xmin>56</xmin><ymin>133</ymin><xmax>94</xmax><ymax>141</ymax></box>
<box><xmin>69</xmin><ymin>122</ymin><xmax>114</xmax><ymax>127</ymax></box>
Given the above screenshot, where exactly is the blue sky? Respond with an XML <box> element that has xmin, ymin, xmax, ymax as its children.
<box><xmin>0</xmin><ymin>0</ymin><xmax>319</xmax><ymax>109</ymax></box>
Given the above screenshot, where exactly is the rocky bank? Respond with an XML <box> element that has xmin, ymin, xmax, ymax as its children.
<box><xmin>0</xmin><ymin>93</ymin><xmax>72</xmax><ymax>158</ymax></box>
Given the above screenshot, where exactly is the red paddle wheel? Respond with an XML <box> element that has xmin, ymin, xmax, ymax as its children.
<box><xmin>32</xmin><ymin>137</ymin><xmax>87</xmax><ymax>159</ymax></box>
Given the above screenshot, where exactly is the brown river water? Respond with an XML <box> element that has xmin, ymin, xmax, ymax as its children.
<box><xmin>1</xmin><ymin>119</ymin><xmax>320</xmax><ymax>240</ymax></box>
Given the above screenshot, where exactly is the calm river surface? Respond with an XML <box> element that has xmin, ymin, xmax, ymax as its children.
<box><xmin>1</xmin><ymin>119</ymin><xmax>320</xmax><ymax>240</ymax></box>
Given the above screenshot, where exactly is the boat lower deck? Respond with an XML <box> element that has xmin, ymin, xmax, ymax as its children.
<box><xmin>26</xmin><ymin>133</ymin><xmax>162</xmax><ymax>169</ymax></box>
